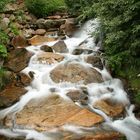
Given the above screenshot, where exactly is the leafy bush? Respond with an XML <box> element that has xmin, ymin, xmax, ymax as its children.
<box><xmin>0</xmin><ymin>45</ymin><xmax>7</xmax><ymax>58</ymax></box>
<box><xmin>25</xmin><ymin>0</ymin><xmax>66</xmax><ymax>17</ymax></box>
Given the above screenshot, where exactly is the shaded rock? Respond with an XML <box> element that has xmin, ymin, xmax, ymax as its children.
<box><xmin>75</xmin><ymin>132</ymin><xmax>123</xmax><ymax>140</ymax></box>
<box><xmin>4</xmin><ymin>48</ymin><xmax>32</xmax><ymax>72</ymax></box>
<box><xmin>40</xmin><ymin>45</ymin><xmax>53</xmax><ymax>52</ymax></box>
<box><xmin>34</xmin><ymin>52</ymin><xmax>64</xmax><ymax>64</ymax></box>
<box><xmin>36</xmin><ymin>19</ymin><xmax>65</xmax><ymax>29</ymax></box>
<box><xmin>65</xmin><ymin>18</ymin><xmax>78</xmax><ymax>36</ymax></box>
<box><xmin>67</xmin><ymin>90</ymin><xmax>88</xmax><ymax>105</ymax></box>
<box><xmin>0</xmin><ymin>18</ymin><xmax>10</xmax><ymax>30</ymax></box>
<box><xmin>50</xmin><ymin>62</ymin><xmax>103</xmax><ymax>84</ymax></box>
<box><xmin>9</xmin><ymin>14</ymin><xmax>15</xmax><ymax>21</ymax></box>
<box><xmin>6</xmin><ymin>95</ymin><xmax>103</xmax><ymax>131</ymax></box>
<box><xmin>36</xmin><ymin>18</ymin><xmax>46</xmax><ymax>29</ymax></box>
<box><xmin>51</xmin><ymin>40</ymin><xmax>68</xmax><ymax>53</ymax></box>
<box><xmin>28</xmin><ymin>35</ymin><xmax>56</xmax><ymax>45</ymax></box>
<box><xmin>0</xmin><ymin>83</ymin><xmax>27</xmax><ymax>108</ymax></box>
<box><xmin>18</xmin><ymin>73</ymin><xmax>32</xmax><ymax>86</ymax></box>
<box><xmin>11</xmin><ymin>35</ymin><xmax>28</xmax><ymax>48</ymax></box>
<box><xmin>34</xmin><ymin>29</ymin><xmax>46</xmax><ymax>35</ymax></box>
<box><xmin>44</xmin><ymin>19</ymin><xmax>65</xmax><ymax>29</ymax></box>
<box><xmin>72</xmin><ymin>49</ymin><xmax>93</xmax><ymax>55</ymax></box>
<box><xmin>93</xmin><ymin>100</ymin><xmax>124</xmax><ymax>117</ymax></box>
<box><xmin>86</xmin><ymin>55</ymin><xmax>103</xmax><ymax>70</ymax></box>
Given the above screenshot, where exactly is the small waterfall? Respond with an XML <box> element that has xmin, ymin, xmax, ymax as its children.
<box><xmin>0</xmin><ymin>19</ymin><xmax>140</xmax><ymax>140</ymax></box>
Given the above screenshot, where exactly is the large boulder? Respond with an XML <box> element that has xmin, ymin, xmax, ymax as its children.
<box><xmin>4</xmin><ymin>48</ymin><xmax>32</xmax><ymax>72</ymax></box>
<box><xmin>6</xmin><ymin>95</ymin><xmax>103</xmax><ymax>131</ymax></box>
<box><xmin>36</xmin><ymin>19</ymin><xmax>65</xmax><ymax>29</ymax></box>
<box><xmin>51</xmin><ymin>40</ymin><xmax>68</xmax><ymax>53</ymax></box>
<box><xmin>34</xmin><ymin>52</ymin><xmax>64</xmax><ymax>64</ymax></box>
<box><xmin>28</xmin><ymin>35</ymin><xmax>56</xmax><ymax>45</ymax></box>
<box><xmin>50</xmin><ymin>62</ymin><xmax>103</xmax><ymax>84</ymax></box>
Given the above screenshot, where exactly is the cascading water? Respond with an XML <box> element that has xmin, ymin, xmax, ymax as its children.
<box><xmin>0</xmin><ymin>19</ymin><xmax>140</xmax><ymax>140</ymax></box>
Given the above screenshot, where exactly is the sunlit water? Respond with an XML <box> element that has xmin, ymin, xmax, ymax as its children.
<box><xmin>0</xmin><ymin>20</ymin><xmax>140</xmax><ymax>140</ymax></box>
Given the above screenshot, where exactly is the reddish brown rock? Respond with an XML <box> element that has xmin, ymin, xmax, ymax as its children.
<box><xmin>4</xmin><ymin>48</ymin><xmax>32</xmax><ymax>72</ymax></box>
<box><xmin>11</xmin><ymin>35</ymin><xmax>28</xmax><ymax>48</ymax></box>
<box><xmin>34</xmin><ymin>52</ymin><xmax>64</xmax><ymax>64</ymax></box>
<box><xmin>6</xmin><ymin>95</ymin><xmax>103</xmax><ymax>131</ymax></box>
<box><xmin>66</xmin><ymin>109</ymin><xmax>103</xmax><ymax>127</ymax></box>
<box><xmin>0</xmin><ymin>83</ymin><xmax>27</xmax><ymax>108</ymax></box>
<box><xmin>93</xmin><ymin>100</ymin><xmax>124</xmax><ymax>117</ymax></box>
<box><xmin>28</xmin><ymin>35</ymin><xmax>56</xmax><ymax>45</ymax></box>
<box><xmin>50</xmin><ymin>62</ymin><xmax>103</xmax><ymax>84</ymax></box>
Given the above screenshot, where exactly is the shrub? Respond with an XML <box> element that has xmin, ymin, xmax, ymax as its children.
<box><xmin>25</xmin><ymin>0</ymin><xmax>66</xmax><ymax>17</ymax></box>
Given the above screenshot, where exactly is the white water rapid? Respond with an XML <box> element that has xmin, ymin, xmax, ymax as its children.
<box><xmin>0</xmin><ymin>20</ymin><xmax>140</xmax><ymax>140</ymax></box>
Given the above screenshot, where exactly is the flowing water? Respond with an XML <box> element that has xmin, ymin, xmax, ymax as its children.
<box><xmin>0</xmin><ymin>20</ymin><xmax>140</xmax><ymax>140</ymax></box>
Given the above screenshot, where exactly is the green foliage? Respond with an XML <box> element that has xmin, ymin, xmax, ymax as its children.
<box><xmin>0</xmin><ymin>68</ymin><xmax>10</xmax><ymax>90</ymax></box>
<box><xmin>9</xmin><ymin>23</ymin><xmax>20</xmax><ymax>35</ymax></box>
<box><xmin>0</xmin><ymin>45</ymin><xmax>7</xmax><ymax>58</ymax></box>
<box><xmin>0</xmin><ymin>29</ymin><xmax>9</xmax><ymax>45</ymax></box>
<box><xmin>65</xmin><ymin>0</ymin><xmax>95</xmax><ymax>18</ymax></box>
<box><xmin>25</xmin><ymin>0</ymin><xmax>66</xmax><ymax>17</ymax></box>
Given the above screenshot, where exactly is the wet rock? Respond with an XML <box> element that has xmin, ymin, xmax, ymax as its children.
<box><xmin>6</xmin><ymin>95</ymin><xmax>103</xmax><ymax>131</ymax></box>
<box><xmin>34</xmin><ymin>29</ymin><xmax>46</xmax><ymax>35</ymax></box>
<box><xmin>28</xmin><ymin>35</ymin><xmax>56</xmax><ymax>45</ymax></box>
<box><xmin>0</xmin><ymin>135</ymin><xmax>25</xmax><ymax>140</ymax></box>
<box><xmin>11</xmin><ymin>35</ymin><xmax>28</xmax><ymax>48</ymax></box>
<box><xmin>0</xmin><ymin>83</ymin><xmax>27</xmax><ymax>108</ymax></box>
<box><xmin>93</xmin><ymin>100</ymin><xmax>124</xmax><ymax>117</ymax></box>
<box><xmin>4</xmin><ymin>48</ymin><xmax>32</xmax><ymax>72</ymax></box>
<box><xmin>40</xmin><ymin>45</ymin><xmax>53</xmax><ymax>52</ymax></box>
<box><xmin>18</xmin><ymin>73</ymin><xmax>32</xmax><ymax>86</ymax></box>
<box><xmin>51</xmin><ymin>40</ymin><xmax>68</xmax><ymax>53</ymax></box>
<box><xmin>35</xmin><ymin>52</ymin><xmax>64</xmax><ymax>64</ymax></box>
<box><xmin>75</xmin><ymin>132</ymin><xmax>123</xmax><ymax>140</ymax></box>
<box><xmin>67</xmin><ymin>90</ymin><xmax>88</xmax><ymax>105</ymax></box>
<box><xmin>50</xmin><ymin>62</ymin><xmax>103</xmax><ymax>84</ymax></box>
<box><xmin>72</xmin><ymin>49</ymin><xmax>93</xmax><ymax>55</ymax></box>
<box><xmin>66</xmin><ymin>109</ymin><xmax>103</xmax><ymax>127</ymax></box>
<box><xmin>86</xmin><ymin>55</ymin><xmax>103</xmax><ymax>70</ymax></box>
